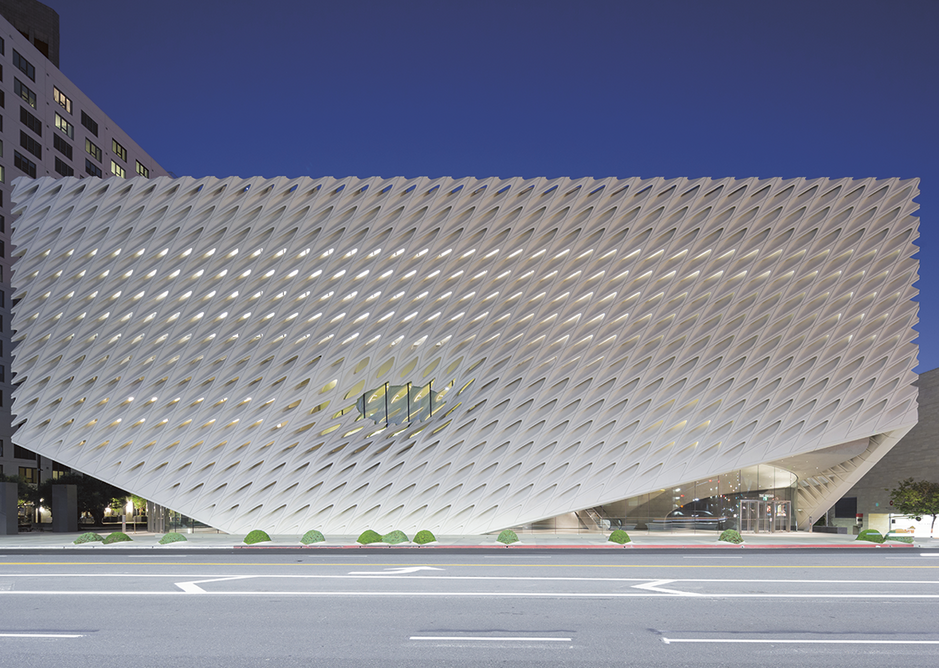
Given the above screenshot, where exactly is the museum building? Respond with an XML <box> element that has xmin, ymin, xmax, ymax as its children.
<box><xmin>8</xmin><ymin>175</ymin><xmax>920</xmax><ymax>535</ymax></box>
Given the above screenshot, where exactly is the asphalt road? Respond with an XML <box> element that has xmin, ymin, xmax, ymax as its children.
<box><xmin>1</xmin><ymin>550</ymin><xmax>938</xmax><ymax>667</ymax></box>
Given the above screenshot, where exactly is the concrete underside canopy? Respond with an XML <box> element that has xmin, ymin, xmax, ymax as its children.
<box><xmin>10</xmin><ymin>175</ymin><xmax>919</xmax><ymax>534</ymax></box>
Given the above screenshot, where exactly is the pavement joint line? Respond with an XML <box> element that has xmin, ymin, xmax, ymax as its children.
<box><xmin>5</xmin><ymin>574</ymin><xmax>939</xmax><ymax>584</ymax></box>
<box><xmin>409</xmin><ymin>636</ymin><xmax>571</xmax><ymax>642</ymax></box>
<box><xmin>0</xmin><ymin>633</ymin><xmax>84</xmax><ymax>638</ymax></box>
<box><xmin>662</xmin><ymin>638</ymin><xmax>939</xmax><ymax>645</ymax></box>
<box><xmin>3</xmin><ymin>590</ymin><xmax>939</xmax><ymax>598</ymax></box>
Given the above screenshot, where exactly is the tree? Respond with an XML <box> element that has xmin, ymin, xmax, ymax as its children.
<box><xmin>37</xmin><ymin>473</ymin><xmax>128</xmax><ymax>527</ymax></box>
<box><xmin>888</xmin><ymin>478</ymin><xmax>939</xmax><ymax>537</ymax></box>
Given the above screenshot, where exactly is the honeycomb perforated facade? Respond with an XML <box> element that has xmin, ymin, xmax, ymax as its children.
<box><xmin>10</xmin><ymin>175</ymin><xmax>920</xmax><ymax>534</ymax></box>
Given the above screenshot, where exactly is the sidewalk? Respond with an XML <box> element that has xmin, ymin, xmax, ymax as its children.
<box><xmin>0</xmin><ymin>529</ymin><xmax>934</xmax><ymax>550</ymax></box>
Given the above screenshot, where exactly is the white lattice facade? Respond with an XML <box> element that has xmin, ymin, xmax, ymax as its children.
<box><xmin>10</xmin><ymin>176</ymin><xmax>919</xmax><ymax>534</ymax></box>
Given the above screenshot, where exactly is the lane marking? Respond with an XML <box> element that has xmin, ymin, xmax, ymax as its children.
<box><xmin>175</xmin><ymin>575</ymin><xmax>255</xmax><ymax>594</ymax></box>
<box><xmin>484</xmin><ymin>556</ymin><xmax>551</xmax><ymax>559</ymax></box>
<box><xmin>683</xmin><ymin>556</ymin><xmax>742</xmax><ymax>559</ymax></box>
<box><xmin>663</xmin><ymin>638</ymin><xmax>939</xmax><ymax>645</ymax></box>
<box><xmin>632</xmin><ymin>579</ymin><xmax>700</xmax><ymax>596</ymax></box>
<box><xmin>347</xmin><ymin>567</ymin><xmax>444</xmax><ymax>575</ymax></box>
<box><xmin>0</xmin><ymin>633</ymin><xmax>84</xmax><ymax>638</ymax></box>
<box><xmin>410</xmin><ymin>636</ymin><xmax>570</xmax><ymax>642</ymax></box>
<box><xmin>2</xmin><ymin>561</ymin><xmax>939</xmax><ymax>569</ymax></box>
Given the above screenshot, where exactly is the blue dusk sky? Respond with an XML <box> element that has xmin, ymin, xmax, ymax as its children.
<box><xmin>42</xmin><ymin>0</ymin><xmax>939</xmax><ymax>371</ymax></box>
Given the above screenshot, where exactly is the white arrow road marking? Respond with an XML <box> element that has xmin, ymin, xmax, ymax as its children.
<box><xmin>632</xmin><ymin>579</ymin><xmax>700</xmax><ymax>596</ymax></box>
<box><xmin>347</xmin><ymin>566</ymin><xmax>445</xmax><ymax>575</ymax></box>
<box><xmin>175</xmin><ymin>575</ymin><xmax>255</xmax><ymax>593</ymax></box>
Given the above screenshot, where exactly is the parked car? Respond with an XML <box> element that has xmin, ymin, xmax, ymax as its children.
<box><xmin>651</xmin><ymin>509</ymin><xmax>732</xmax><ymax>531</ymax></box>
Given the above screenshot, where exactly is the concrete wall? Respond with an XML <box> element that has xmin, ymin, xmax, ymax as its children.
<box><xmin>846</xmin><ymin>367</ymin><xmax>939</xmax><ymax>517</ymax></box>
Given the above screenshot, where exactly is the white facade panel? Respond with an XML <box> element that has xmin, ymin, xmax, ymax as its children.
<box><xmin>10</xmin><ymin>175</ymin><xmax>919</xmax><ymax>534</ymax></box>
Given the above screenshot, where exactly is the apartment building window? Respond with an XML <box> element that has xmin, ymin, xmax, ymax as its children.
<box><xmin>21</xmin><ymin>107</ymin><xmax>42</xmax><ymax>136</ymax></box>
<box><xmin>55</xmin><ymin>112</ymin><xmax>73</xmax><ymax>138</ymax></box>
<box><xmin>0</xmin><ymin>241</ymin><xmax>4</xmax><ymax>257</ymax></box>
<box><xmin>14</xmin><ymin>151</ymin><xmax>37</xmax><ymax>178</ymax></box>
<box><xmin>0</xmin><ymin>166</ymin><xmax>3</xmax><ymax>184</ymax></box>
<box><xmin>85</xmin><ymin>159</ymin><xmax>102</xmax><ymax>178</ymax></box>
<box><xmin>85</xmin><ymin>138</ymin><xmax>102</xmax><ymax>162</ymax></box>
<box><xmin>81</xmin><ymin>110</ymin><xmax>98</xmax><ymax>136</ymax></box>
<box><xmin>54</xmin><ymin>157</ymin><xmax>73</xmax><ymax>177</ymax></box>
<box><xmin>53</xmin><ymin>86</ymin><xmax>72</xmax><ymax>113</ymax></box>
<box><xmin>53</xmin><ymin>133</ymin><xmax>72</xmax><ymax>159</ymax></box>
<box><xmin>112</xmin><ymin>139</ymin><xmax>127</xmax><ymax>162</ymax></box>
<box><xmin>14</xmin><ymin>78</ymin><xmax>36</xmax><ymax>108</ymax></box>
<box><xmin>12</xmin><ymin>50</ymin><xmax>35</xmax><ymax>81</ymax></box>
<box><xmin>136</xmin><ymin>161</ymin><xmax>149</xmax><ymax>178</ymax></box>
<box><xmin>0</xmin><ymin>36</ymin><xmax>4</xmax><ymax>56</ymax></box>
<box><xmin>0</xmin><ymin>89</ymin><xmax>4</xmax><ymax>108</ymax></box>
<box><xmin>19</xmin><ymin>131</ymin><xmax>41</xmax><ymax>159</ymax></box>
<box><xmin>0</xmin><ymin>138</ymin><xmax>3</xmax><ymax>157</ymax></box>
<box><xmin>111</xmin><ymin>160</ymin><xmax>126</xmax><ymax>178</ymax></box>
<box><xmin>18</xmin><ymin>468</ymin><xmax>36</xmax><ymax>483</ymax></box>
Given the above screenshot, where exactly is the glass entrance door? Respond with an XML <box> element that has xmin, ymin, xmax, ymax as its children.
<box><xmin>739</xmin><ymin>500</ymin><xmax>760</xmax><ymax>532</ymax></box>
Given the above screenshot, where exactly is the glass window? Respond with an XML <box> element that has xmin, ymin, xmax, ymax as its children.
<box><xmin>112</xmin><ymin>139</ymin><xmax>127</xmax><ymax>161</ymax></box>
<box><xmin>136</xmin><ymin>161</ymin><xmax>149</xmax><ymax>178</ymax></box>
<box><xmin>81</xmin><ymin>110</ymin><xmax>98</xmax><ymax>136</ymax></box>
<box><xmin>111</xmin><ymin>160</ymin><xmax>126</xmax><ymax>178</ymax></box>
<box><xmin>0</xmin><ymin>165</ymin><xmax>4</xmax><ymax>184</ymax></box>
<box><xmin>85</xmin><ymin>138</ymin><xmax>102</xmax><ymax>162</ymax></box>
<box><xmin>21</xmin><ymin>107</ymin><xmax>42</xmax><ymax>136</ymax></box>
<box><xmin>54</xmin><ymin>157</ymin><xmax>73</xmax><ymax>177</ymax></box>
<box><xmin>14</xmin><ymin>150</ymin><xmax>37</xmax><ymax>178</ymax></box>
<box><xmin>55</xmin><ymin>112</ymin><xmax>73</xmax><ymax>138</ymax></box>
<box><xmin>14</xmin><ymin>78</ymin><xmax>36</xmax><ymax>108</ymax></box>
<box><xmin>18</xmin><ymin>468</ymin><xmax>36</xmax><ymax>484</ymax></box>
<box><xmin>53</xmin><ymin>133</ymin><xmax>72</xmax><ymax>159</ymax></box>
<box><xmin>53</xmin><ymin>87</ymin><xmax>72</xmax><ymax>113</ymax></box>
<box><xmin>85</xmin><ymin>159</ymin><xmax>102</xmax><ymax>178</ymax></box>
<box><xmin>20</xmin><ymin>131</ymin><xmax>41</xmax><ymax>159</ymax></box>
<box><xmin>12</xmin><ymin>50</ymin><xmax>35</xmax><ymax>81</ymax></box>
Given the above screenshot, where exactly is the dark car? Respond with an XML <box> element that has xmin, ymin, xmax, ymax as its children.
<box><xmin>651</xmin><ymin>508</ymin><xmax>732</xmax><ymax>531</ymax></box>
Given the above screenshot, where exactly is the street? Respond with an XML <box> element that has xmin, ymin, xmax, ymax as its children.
<box><xmin>1</xmin><ymin>549</ymin><xmax>938</xmax><ymax>666</ymax></box>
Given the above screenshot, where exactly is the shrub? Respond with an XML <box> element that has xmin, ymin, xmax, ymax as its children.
<box><xmin>608</xmin><ymin>529</ymin><xmax>631</xmax><ymax>544</ymax></box>
<box><xmin>73</xmin><ymin>532</ymin><xmax>104</xmax><ymax>545</ymax></box>
<box><xmin>159</xmin><ymin>532</ymin><xmax>187</xmax><ymax>545</ymax></box>
<box><xmin>885</xmin><ymin>533</ymin><xmax>914</xmax><ymax>544</ymax></box>
<box><xmin>719</xmin><ymin>529</ymin><xmax>744</xmax><ymax>544</ymax></box>
<box><xmin>243</xmin><ymin>529</ymin><xmax>272</xmax><ymax>545</ymax></box>
<box><xmin>856</xmin><ymin>529</ymin><xmax>884</xmax><ymax>543</ymax></box>
<box><xmin>357</xmin><ymin>529</ymin><xmax>382</xmax><ymax>545</ymax></box>
<box><xmin>414</xmin><ymin>529</ymin><xmax>436</xmax><ymax>545</ymax></box>
<box><xmin>103</xmin><ymin>532</ymin><xmax>132</xmax><ymax>544</ymax></box>
<box><xmin>382</xmin><ymin>530</ymin><xmax>409</xmax><ymax>544</ymax></box>
<box><xmin>497</xmin><ymin>529</ymin><xmax>519</xmax><ymax>545</ymax></box>
<box><xmin>300</xmin><ymin>529</ymin><xmax>325</xmax><ymax>545</ymax></box>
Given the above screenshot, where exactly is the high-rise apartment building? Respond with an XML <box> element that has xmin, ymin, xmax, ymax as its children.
<box><xmin>0</xmin><ymin>1</ymin><xmax>167</xmax><ymax>485</ymax></box>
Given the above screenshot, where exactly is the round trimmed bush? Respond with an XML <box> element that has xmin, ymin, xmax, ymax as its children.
<box><xmin>243</xmin><ymin>529</ymin><xmax>272</xmax><ymax>545</ymax></box>
<box><xmin>382</xmin><ymin>530</ymin><xmax>409</xmax><ymax>544</ymax></box>
<box><xmin>357</xmin><ymin>529</ymin><xmax>382</xmax><ymax>545</ymax></box>
<box><xmin>73</xmin><ymin>532</ymin><xmax>104</xmax><ymax>545</ymax></box>
<box><xmin>608</xmin><ymin>529</ymin><xmax>631</xmax><ymax>544</ymax></box>
<box><xmin>300</xmin><ymin>529</ymin><xmax>325</xmax><ymax>545</ymax></box>
<box><xmin>103</xmin><ymin>532</ymin><xmax>132</xmax><ymax>544</ymax></box>
<box><xmin>497</xmin><ymin>529</ymin><xmax>519</xmax><ymax>545</ymax></box>
<box><xmin>414</xmin><ymin>529</ymin><xmax>436</xmax><ymax>545</ymax></box>
<box><xmin>159</xmin><ymin>532</ymin><xmax>187</xmax><ymax>545</ymax></box>
<box><xmin>719</xmin><ymin>529</ymin><xmax>744</xmax><ymax>544</ymax></box>
<box><xmin>856</xmin><ymin>529</ymin><xmax>884</xmax><ymax>543</ymax></box>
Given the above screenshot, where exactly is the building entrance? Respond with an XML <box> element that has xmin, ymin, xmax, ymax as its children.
<box><xmin>738</xmin><ymin>500</ymin><xmax>791</xmax><ymax>533</ymax></box>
